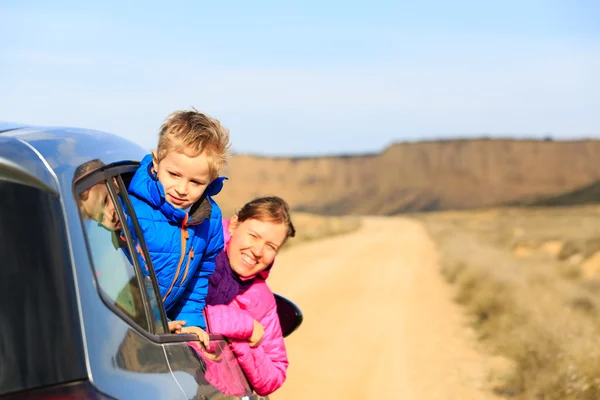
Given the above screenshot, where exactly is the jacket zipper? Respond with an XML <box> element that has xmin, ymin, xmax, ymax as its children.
<box><xmin>180</xmin><ymin>246</ymin><xmax>194</xmax><ymax>286</ymax></box>
<box><xmin>162</xmin><ymin>214</ymin><xmax>189</xmax><ymax>303</ymax></box>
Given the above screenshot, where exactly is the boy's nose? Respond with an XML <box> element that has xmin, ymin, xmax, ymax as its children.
<box><xmin>175</xmin><ymin>182</ymin><xmax>187</xmax><ymax>195</ymax></box>
<box><xmin>110</xmin><ymin>209</ymin><xmax>118</xmax><ymax>223</ymax></box>
<box><xmin>106</xmin><ymin>204</ymin><xmax>115</xmax><ymax>221</ymax></box>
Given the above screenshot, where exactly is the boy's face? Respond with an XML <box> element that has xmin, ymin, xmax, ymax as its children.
<box><xmin>81</xmin><ymin>183</ymin><xmax>122</xmax><ymax>231</ymax></box>
<box><xmin>152</xmin><ymin>148</ymin><xmax>211</xmax><ymax>210</ymax></box>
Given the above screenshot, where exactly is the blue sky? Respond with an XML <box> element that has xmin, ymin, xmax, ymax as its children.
<box><xmin>1</xmin><ymin>1</ymin><xmax>599</xmax><ymax>155</ymax></box>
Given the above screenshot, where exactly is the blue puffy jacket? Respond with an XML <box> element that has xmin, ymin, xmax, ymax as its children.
<box><xmin>125</xmin><ymin>154</ymin><xmax>225</xmax><ymax>328</ymax></box>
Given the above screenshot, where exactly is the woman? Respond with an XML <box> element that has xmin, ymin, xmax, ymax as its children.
<box><xmin>203</xmin><ymin>196</ymin><xmax>296</xmax><ymax>396</ymax></box>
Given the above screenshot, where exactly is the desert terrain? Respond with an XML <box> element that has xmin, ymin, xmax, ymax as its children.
<box><xmin>267</xmin><ymin>204</ymin><xmax>600</xmax><ymax>399</ymax></box>
<box><xmin>416</xmin><ymin>205</ymin><xmax>600</xmax><ymax>399</ymax></box>
<box><xmin>268</xmin><ymin>216</ymin><xmax>504</xmax><ymax>400</ymax></box>
<box><xmin>218</xmin><ymin>138</ymin><xmax>600</xmax><ymax>399</ymax></box>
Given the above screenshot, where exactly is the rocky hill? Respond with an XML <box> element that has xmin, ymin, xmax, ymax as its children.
<box><xmin>216</xmin><ymin>139</ymin><xmax>600</xmax><ymax>216</ymax></box>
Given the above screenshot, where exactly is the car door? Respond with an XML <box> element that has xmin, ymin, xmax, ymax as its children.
<box><xmin>73</xmin><ymin>162</ymin><xmax>189</xmax><ymax>399</ymax></box>
<box><xmin>75</xmin><ymin>162</ymin><xmax>257</xmax><ymax>400</ymax></box>
<box><xmin>0</xmin><ymin>151</ymin><xmax>88</xmax><ymax>398</ymax></box>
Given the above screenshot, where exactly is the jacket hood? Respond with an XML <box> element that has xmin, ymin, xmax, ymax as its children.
<box><xmin>129</xmin><ymin>154</ymin><xmax>226</xmax><ymax>225</ymax></box>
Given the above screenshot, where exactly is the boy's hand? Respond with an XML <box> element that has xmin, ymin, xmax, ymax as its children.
<box><xmin>181</xmin><ymin>326</ymin><xmax>210</xmax><ymax>348</ymax></box>
<box><xmin>249</xmin><ymin>319</ymin><xmax>264</xmax><ymax>348</ymax></box>
<box><xmin>168</xmin><ymin>320</ymin><xmax>186</xmax><ymax>333</ymax></box>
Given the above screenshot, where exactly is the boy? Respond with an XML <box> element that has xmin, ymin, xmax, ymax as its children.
<box><xmin>125</xmin><ymin>109</ymin><xmax>230</xmax><ymax>334</ymax></box>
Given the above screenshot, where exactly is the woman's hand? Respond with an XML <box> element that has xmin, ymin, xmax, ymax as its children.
<box><xmin>182</xmin><ymin>326</ymin><xmax>210</xmax><ymax>348</ymax></box>
<box><xmin>249</xmin><ymin>319</ymin><xmax>264</xmax><ymax>347</ymax></box>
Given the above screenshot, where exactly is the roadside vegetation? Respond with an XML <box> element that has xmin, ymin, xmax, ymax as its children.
<box><xmin>510</xmin><ymin>179</ymin><xmax>600</xmax><ymax>208</ymax></box>
<box><xmin>417</xmin><ymin>205</ymin><xmax>600</xmax><ymax>399</ymax></box>
<box><xmin>285</xmin><ymin>212</ymin><xmax>362</xmax><ymax>249</ymax></box>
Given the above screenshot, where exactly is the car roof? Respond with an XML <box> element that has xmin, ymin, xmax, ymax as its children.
<box><xmin>0</xmin><ymin>121</ymin><xmax>29</xmax><ymax>133</ymax></box>
<box><xmin>0</xmin><ymin>123</ymin><xmax>147</xmax><ymax>196</ymax></box>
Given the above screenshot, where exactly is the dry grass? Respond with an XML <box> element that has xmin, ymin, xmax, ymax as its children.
<box><xmin>284</xmin><ymin>212</ymin><xmax>362</xmax><ymax>248</ymax></box>
<box><xmin>221</xmin><ymin>204</ymin><xmax>362</xmax><ymax>248</ymax></box>
<box><xmin>416</xmin><ymin>205</ymin><xmax>600</xmax><ymax>399</ymax></box>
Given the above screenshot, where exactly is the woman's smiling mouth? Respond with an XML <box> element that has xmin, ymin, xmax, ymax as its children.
<box><xmin>241</xmin><ymin>254</ymin><xmax>257</xmax><ymax>267</ymax></box>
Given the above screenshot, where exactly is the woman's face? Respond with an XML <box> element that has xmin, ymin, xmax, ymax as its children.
<box><xmin>227</xmin><ymin>218</ymin><xmax>288</xmax><ymax>278</ymax></box>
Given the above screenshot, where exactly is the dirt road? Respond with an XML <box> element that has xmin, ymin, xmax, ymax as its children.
<box><xmin>268</xmin><ymin>216</ymin><xmax>501</xmax><ymax>400</ymax></box>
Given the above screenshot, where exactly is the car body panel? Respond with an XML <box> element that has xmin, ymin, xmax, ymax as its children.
<box><xmin>164</xmin><ymin>337</ymin><xmax>255</xmax><ymax>399</ymax></box>
<box><xmin>0</xmin><ymin>136</ymin><xmax>59</xmax><ymax>194</ymax></box>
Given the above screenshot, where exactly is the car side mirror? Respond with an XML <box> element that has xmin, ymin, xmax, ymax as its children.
<box><xmin>274</xmin><ymin>293</ymin><xmax>303</xmax><ymax>338</ymax></box>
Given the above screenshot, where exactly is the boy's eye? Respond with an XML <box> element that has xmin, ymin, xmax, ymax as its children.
<box><xmin>169</xmin><ymin>172</ymin><xmax>179</xmax><ymax>178</ymax></box>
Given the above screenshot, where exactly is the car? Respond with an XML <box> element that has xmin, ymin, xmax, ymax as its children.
<box><xmin>0</xmin><ymin>123</ymin><xmax>303</xmax><ymax>400</ymax></box>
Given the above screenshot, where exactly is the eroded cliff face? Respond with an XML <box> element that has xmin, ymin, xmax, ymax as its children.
<box><xmin>217</xmin><ymin>139</ymin><xmax>600</xmax><ymax>216</ymax></box>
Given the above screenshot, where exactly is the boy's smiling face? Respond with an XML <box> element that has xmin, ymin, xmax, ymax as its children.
<box><xmin>152</xmin><ymin>148</ymin><xmax>211</xmax><ymax>210</ymax></box>
<box><xmin>81</xmin><ymin>183</ymin><xmax>122</xmax><ymax>231</ymax></box>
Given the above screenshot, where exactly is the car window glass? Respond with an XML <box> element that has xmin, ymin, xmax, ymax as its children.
<box><xmin>174</xmin><ymin>337</ymin><xmax>254</xmax><ymax>398</ymax></box>
<box><xmin>207</xmin><ymin>339</ymin><xmax>254</xmax><ymax>396</ymax></box>
<box><xmin>0</xmin><ymin>181</ymin><xmax>85</xmax><ymax>394</ymax></box>
<box><xmin>115</xmin><ymin>176</ymin><xmax>165</xmax><ymax>333</ymax></box>
<box><xmin>78</xmin><ymin>173</ymin><xmax>165</xmax><ymax>335</ymax></box>
<box><xmin>81</xmin><ymin>181</ymin><xmax>151</xmax><ymax>331</ymax></box>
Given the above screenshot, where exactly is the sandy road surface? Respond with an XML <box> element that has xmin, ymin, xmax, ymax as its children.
<box><xmin>268</xmin><ymin>217</ymin><xmax>501</xmax><ymax>400</ymax></box>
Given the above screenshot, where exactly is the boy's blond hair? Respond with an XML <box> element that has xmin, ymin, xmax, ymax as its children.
<box><xmin>156</xmin><ymin>109</ymin><xmax>231</xmax><ymax>179</ymax></box>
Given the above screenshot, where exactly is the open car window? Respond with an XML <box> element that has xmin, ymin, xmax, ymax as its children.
<box><xmin>74</xmin><ymin>160</ymin><xmax>258</xmax><ymax>397</ymax></box>
<box><xmin>74</xmin><ymin>162</ymin><xmax>168</xmax><ymax>336</ymax></box>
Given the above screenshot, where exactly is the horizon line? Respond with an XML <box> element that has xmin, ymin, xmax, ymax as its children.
<box><xmin>232</xmin><ymin>135</ymin><xmax>600</xmax><ymax>159</ymax></box>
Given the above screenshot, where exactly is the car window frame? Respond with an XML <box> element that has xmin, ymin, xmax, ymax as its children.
<box><xmin>105</xmin><ymin>164</ymin><xmax>169</xmax><ymax>331</ymax></box>
<box><xmin>74</xmin><ymin>161</ymin><xmax>261</xmax><ymax>396</ymax></box>
<box><xmin>74</xmin><ymin>162</ymin><xmax>197</xmax><ymax>343</ymax></box>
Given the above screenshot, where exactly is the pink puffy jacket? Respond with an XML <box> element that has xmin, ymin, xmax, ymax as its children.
<box><xmin>204</xmin><ymin>219</ymin><xmax>288</xmax><ymax>396</ymax></box>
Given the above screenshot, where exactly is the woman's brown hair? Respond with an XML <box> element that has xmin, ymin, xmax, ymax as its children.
<box><xmin>236</xmin><ymin>196</ymin><xmax>296</xmax><ymax>240</ymax></box>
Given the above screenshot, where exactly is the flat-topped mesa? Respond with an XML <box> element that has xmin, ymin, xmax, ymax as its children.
<box><xmin>218</xmin><ymin>138</ymin><xmax>600</xmax><ymax>216</ymax></box>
